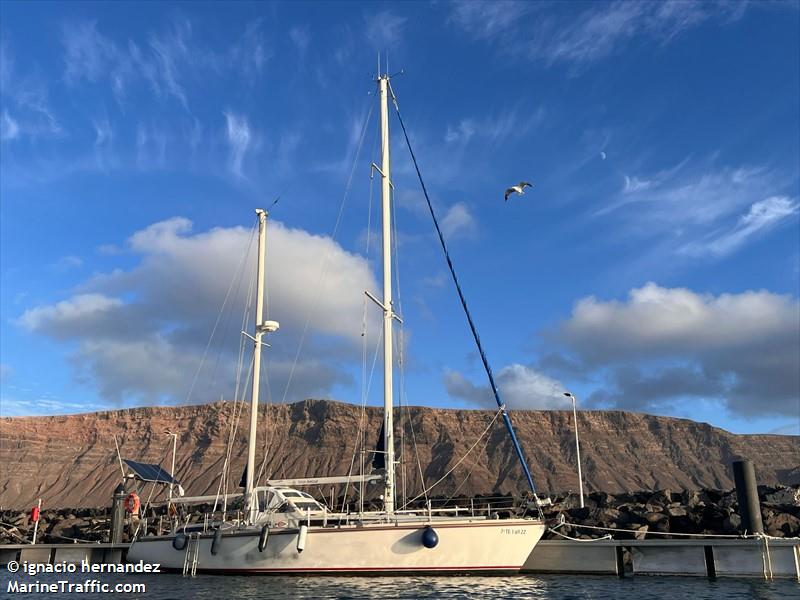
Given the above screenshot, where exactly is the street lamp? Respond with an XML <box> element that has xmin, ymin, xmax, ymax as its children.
<box><xmin>563</xmin><ymin>392</ymin><xmax>585</xmax><ymax>509</ymax></box>
<box><xmin>164</xmin><ymin>430</ymin><xmax>178</xmax><ymax>504</ymax></box>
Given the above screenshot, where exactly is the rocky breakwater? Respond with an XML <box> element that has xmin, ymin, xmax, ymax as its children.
<box><xmin>539</xmin><ymin>485</ymin><xmax>800</xmax><ymax>540</ymax></box>
<box><xmin>1</xmin><ymin>486</ymin><xmax>798</xmax><ymax>545</ymax></box>
<box><xmin>0</xmin><ymin>507</ymin><xmax>110</xmax><ymax>544</ymax></box>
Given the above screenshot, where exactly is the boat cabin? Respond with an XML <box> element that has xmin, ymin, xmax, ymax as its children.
<box><xmin>256</xmin><ymin>487</ymin><xmax>326</xmax><ymax>524</ymax></box>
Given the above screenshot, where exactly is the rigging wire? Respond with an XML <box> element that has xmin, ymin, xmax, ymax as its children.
<box><xmin>184</xmin><ymin>221</ymin><xmax>257</xmax><ymax>406</ymax></box>
<box><xmin>279</xmin><ymin>95</ymin><xmax>376</xmax><ymax>405</ymax></box>
<box><xmin>442</xmin><ymin>412</ymin><xmax>500</xmax><ymax>505</ymax></box>
<box><xmin>400</xmin><ymin>407</ymin><xmax>504</xmax><ymax>510</ymax></box>
<box><xmin>216</xmin><ymin>228</ymin><xmax>258</xmax><ymax>512</ymax></box>
<box><xmin>341</xmin><ymin>325</ymin><xmax>383</xmax><ymax>514</ymax></box>
<box><xmin>389</xmin><ymin>81</ymin><xmax>541</xmax><ymax>504</ymax></box>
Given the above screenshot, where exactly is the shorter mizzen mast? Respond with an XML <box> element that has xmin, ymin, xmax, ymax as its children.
<box><xmin>244</xmin><ymin>208</ymin><xmax>279</xmax><ymax>523</ymax></box>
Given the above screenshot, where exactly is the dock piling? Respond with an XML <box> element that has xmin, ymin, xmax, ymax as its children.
<box><xmin>732</xmin><ymin>460</ymin><xmax>764</xmax><ymax>535</ymax></box>
<box><xmin>110</xmin><ymin>483</ymin><xmax>126</xmax><ymax>544</ymax></box>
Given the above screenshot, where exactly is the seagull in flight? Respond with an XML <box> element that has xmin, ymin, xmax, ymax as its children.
<box><xmin>504</xmin><ymin>181</ymin><xmax>533</xmax><ymax>201</ymax></box>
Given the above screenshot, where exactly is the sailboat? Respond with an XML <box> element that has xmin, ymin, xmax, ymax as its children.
<box><xmin>126</xmin><ymin>69</ymin><xmax>546</xmax><ymax>575</ymax></box>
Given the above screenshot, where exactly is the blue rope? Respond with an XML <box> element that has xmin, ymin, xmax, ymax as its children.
<box><xmin>390</xmin><ymin>91</ymin><xmax>539</xmax><ymax>495</ymax></box>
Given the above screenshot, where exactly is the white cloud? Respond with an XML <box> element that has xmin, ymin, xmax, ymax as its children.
<box><xmin>680</xmin><ymin>196</ymin><xmax>799</xmax><ymax>258</ymax></box>
<box><xmin>60</xmin><ymin>18</ymin><xmax>270</xmax><ymax>108</ymax></box>
<box><xmin>91</xmin><ymin>116</ymin><xmax>114</xmax><ymax>168</ymax></box>
<box><xmin>449</xmin><ymin>1</ymin><xmax>747</xmax><ymax>69</ymax></box>
<box><xmin>444</xmin><ymin>119</ymin><xmax>476</xmax><ymax>144</ymax></box>
<box><xmin>18</xmin><ymin>216</ymin><xmax>380</xmax><ymax>405</ymax></box>
<box><xmin>598</xmin><ymin>162</ymin><xmax>795</xmax><ymax>260</ymax></box>
<box><xmin>19</xmin><ymin>294</ymin><xmax>123</xmax><ymax>338</ymax></box>
<box><xmin>289</xmin><ymin>26</ymin><xmax>310</xmax><ymax>56</ymax></box>
<box><xmin>276</xmin><ymin>130</ymin><xmax>302</xmax><ymax>175</ymax></box>
<box><xmin>623</xmin><ymin>175</ymin><xmax>653</xmax><ymax>193</ymax></box>
<box><xmin>555</xmin><ymin>283</ymin><xmax>800</xmax><ymax>416</ymax></box>
<box><xmin>365</xmin><ymin>10</ymin><xmax>407</xmax><ymax>49</ymax></box>
<box><xmin>224</xmin><ymin>112</ymin><xmax>252</xmax><ymax>178</ymax></box>
<box><xmin>0</xmin><ymin>41</ymin><xmax>61</xmax><ymax>139</ymax></box>
<box><xmin>444</xmin><ymin>364</ymin><xmax>568</xmax><ymax>410</ymax></box>
<box><xmin>444</xmin><ymin>108</ymin><xmax>545</xmax><ymax>147</ymax></box>
<box><xmin>93</xmin><ymin>118</ymin><xmax>112</xmax><ymax>146</ymax></box>
<box><xmin>54</xmin><ymin>255</ymin><xmax>84</xmax><ymax>271</ymax></box>
<box><xmin>561</xmin><ymin>283</ymin><xmax>795</xmax><ymax>356</ymax></box>
<box><xmin>135</xmin><ymin>123</ymin><xmax>168</xmax><ymax>169</ymax></box>
<box><xmin>1</xmin><ymin>110</ymin><xmax>19</xmax><ymax>141</ymax></box>
<box><xmin>440</xmin><ymin>202</ymin><xmax>477</xmax><ymax>239</ymax></box>
<box><xmin>145</xmin><ymin>19</ymin><xmax>192</xmax><ymax>108</ymax></box>
<box><xmin>607</xmin><ymin>165</ymin><xmax>775</xmax><ymax>226</ymax></box>
<box><xmin>448</xmin><ymin>1</ymin><xmax>532</xmax><ymax>42</ymax></box>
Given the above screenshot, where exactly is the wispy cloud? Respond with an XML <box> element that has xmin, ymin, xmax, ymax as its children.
<box><xmin>1</xmin><ymin>110</ymin><xmax>20</xmax><ymax>141</ymax></box>
<box><xmin>59</xmin><ymin>17</ymin><xmax>270</xmax><ymax>109</ymax></box>
<box><xmin>0</xmin><ymin>38</ymin><xmax>62</xmax><ymax>139</ymax></box>
<box><xmin>135</xmin><ymin>123</ymin><xmax>168</xmax><ymax>170</ymax></box>
<box><xmin>440</xmin><ymin>202</ymin><xmax>478</xmax><ymax>239</ymax></box>
<box><xmin>448</xmin><ymin>1</ymin><xmax>748</xmax><ymax>69</ymax></box>
<box><xmin>289</xmin><ymin>26</ymin><xmax>310</xmax><ymax>57</ymax></box>
<box><xmin>224</xmin><ymin>111</ymin><xmax>252</xmax><ymax>178</ymax></box>
<box><xmin>53</xmin><ymin>255</ymin><xmax>84</xmax><ymax>271</ymax></box>
<box><xmin>62</xmin><ymin>19</ymin><xmax>116</xmax><ymax>84</ymax></box>
<box><xmin>365</xmin><ymin>10</ymin><xmax>407</xmax><ymax>49</ymax></box>
<box><xmin>91</xmin><ymin>116</ymin><xmax>114</xmax><ymax>169</ymax></box>
<box><xmin>444</xmin><ymin>107</ymin><xmax>545</xmax><ymax>147</ymax></box>
<box><xmin>276</xmin><ymin>130</ymin><xmax>302</xmax><ymax>176</ymax></box>
<box><xmin>142</xmin><ymin>20</ymin><xmax>192</xmax><ymax>108</ymax></box>
<box><xmin>680</xmin><ymin>196</ymin><xmax>799</xmax><ymax>258</ymax></box>
<box><xmin>595</xmin><ymin>160</ymin><xmax>796</xmax><ymax>260</ymax></box>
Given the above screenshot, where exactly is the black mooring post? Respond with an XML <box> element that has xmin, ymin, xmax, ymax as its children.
<box><xmin>732</xmin><ymin>459</ymin><xmax>764</xmax><ymax>535</ymax></box>
<box><xmin>110</xmin><ymin>483</ymin><xmax>126</xmax><ymax>544</ymax></box>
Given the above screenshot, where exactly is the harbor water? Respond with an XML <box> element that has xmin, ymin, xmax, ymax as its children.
<box><xmin>2</xmin><ymin>571</ymin><xmax>797</xmax><ymax>599</ymax></box>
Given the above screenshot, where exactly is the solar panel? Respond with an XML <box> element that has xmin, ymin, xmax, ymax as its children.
<box><xmin>124</xmin><ymin>459</ymin><xmax>180</xmax><ymax>485</ymax></box>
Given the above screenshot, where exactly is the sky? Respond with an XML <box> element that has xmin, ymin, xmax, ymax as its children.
<box><xmin>0</xmin><ymin>1</ymin><xmax>798</xmax><ymax>435</ymax></box>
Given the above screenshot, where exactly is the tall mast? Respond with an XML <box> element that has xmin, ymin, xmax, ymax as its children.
<box><xmin>245</xmin><ymin>208</ymin><xmax>279</xmax><ymax>523</ymax></box>
<box><xmin>378</xmin><ymin>73</ymin><xmax>396</xmax><ymax>514</ymax></box>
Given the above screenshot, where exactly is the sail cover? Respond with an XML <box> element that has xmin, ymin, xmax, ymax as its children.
<box><xmin>124</xmin><ymin>459</ymin><xmax>180</xmax><ymax>485</ymax></box>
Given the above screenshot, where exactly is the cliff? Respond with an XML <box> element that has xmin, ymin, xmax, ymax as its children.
<box><xmin>1</xmin><ymin>399</ymin><xmax>797</xmax><ymax>509</ymax></box>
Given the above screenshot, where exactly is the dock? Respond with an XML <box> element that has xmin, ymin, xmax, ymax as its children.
<box><xmin>0</xmin><ymin>543</ymin><xmax>128</xmax><ymax>568</ymax></box>
<box><xmin>524</xmin><ymin>537</ymin><xmax>800</xmax><ymax>579</ymax></box>
<box><xmin>1</xmin><ymin>538</ymin><xmax>797</xmax><ymax>579</ymax></box>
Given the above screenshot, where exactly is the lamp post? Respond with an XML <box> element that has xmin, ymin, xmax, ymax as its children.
<box><xmin>563</xmin><ymin>392</ymin><xmax>585</xmax><ymax>509</ymax></box>
<box><xmin>165</xmin><ymin>430</ymin><xmax>178</xmax><ymax>503</ymax></box>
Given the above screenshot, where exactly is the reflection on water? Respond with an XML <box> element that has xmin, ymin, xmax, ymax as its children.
<box><xmin>1</xmin><ymin>571</ymin><xmax>797</xmax><ymax>599</ymax></box>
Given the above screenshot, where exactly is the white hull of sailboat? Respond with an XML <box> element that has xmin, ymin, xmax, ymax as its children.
<box><xmin>127</xmin><ymin>518</ymin><xmax>545</xmax><ymax>574</ymax></box>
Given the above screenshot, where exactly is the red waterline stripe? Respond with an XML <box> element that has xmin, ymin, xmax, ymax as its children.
<box><xmin>195</xmin><ymin>565</ymin><xmax>523</xmax><ymax>573</ymax></box>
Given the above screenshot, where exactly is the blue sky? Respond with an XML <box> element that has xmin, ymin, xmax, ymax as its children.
<box><xmin>1</xmin><ymin>1</ymin><xmax>798</xmax><ymax>435</ymax></box>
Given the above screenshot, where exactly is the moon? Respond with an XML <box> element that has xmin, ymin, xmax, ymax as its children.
<box><xmin>600</xmin><ymin>151</ymin><xmax>607</xmax><ymax>160</ymax></box>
